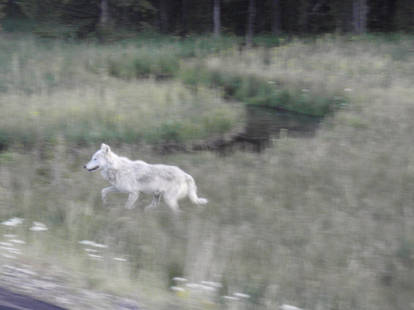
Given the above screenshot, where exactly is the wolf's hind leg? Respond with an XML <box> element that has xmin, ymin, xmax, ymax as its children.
<box><xmin>163</xmin><ymin>194</ymin><xmax>181</xmax><ymax>214</ymax></box>
<box><xmin>145</xmin><ymin>193</ymin><xmax>162</xmax><ymax>212</ymax></box>
<box><xmin>125</xmin><ymin>192</ymin><xmax>139</xmax><ymax>209</ymax></box>
<box><xmin>101</xmin><ymin>186</ymin><xmax>119</xmax><ymax>204</ymax></box>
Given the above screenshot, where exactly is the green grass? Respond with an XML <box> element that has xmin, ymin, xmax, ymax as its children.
<box><xmin>180</xmin><ymin>34</ymin><xmax>414</xmax><ymax>115</ymax></box>
<box><xmin>88</xmin><ymin>34</ymin><xmax>240</xmax><ymax>80</ymax></box>
<box><xmin>0</xmin><ymin>34</ymin><xmax>243</xmax><ymax>148</ymax></box>
<box><xmin>0</xmin><ymin>80</ymin><xmax>242</xmax><ymax>147</ymax></box>
<box><xmin>180</xmin><ymin>64</ymin><xmax>343</xmax><ymax>116</ymax></box>
<box><xmin>0</xmin><ymin>32</ymin><xmax>351</xmax><ymax>119</ymax></box>
<box><xmin>0</xmin><ymin>33</ymin><xmax>413</xmax><ymax>309</ymax></box>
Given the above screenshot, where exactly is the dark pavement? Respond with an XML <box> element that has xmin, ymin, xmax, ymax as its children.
<box><xmin>0</xmin><ymin>287</ymin><xmax>66</xmax><ymax>310</ymax></box>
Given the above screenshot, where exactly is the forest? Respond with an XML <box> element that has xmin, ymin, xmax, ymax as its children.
<box><xmin>1</xmin><ymin>0</ymin><xmax>413</xmax><ymax>39</ymax></box>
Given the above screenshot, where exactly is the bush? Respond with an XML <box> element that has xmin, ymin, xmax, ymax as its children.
<box><xmin>180</xmin><ymin>65</ymin><xmax>339</xmax><ymax>116</ymax></box>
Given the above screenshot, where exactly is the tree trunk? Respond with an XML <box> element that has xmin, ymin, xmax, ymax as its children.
<box><xmin>99</xmin><ymin>0</ymin><xmax>110</xmax><ymax>27</ymax></box>
<box><xmin>298</xmin><ymin>0</ymin><xmax>309</xmax><ymax>33</ymax></box>
<box><xmin>213</xmin><ymin>0</ymin><xmax>221</xmax><ymax>37</ymax></box>
<box><xmin>159</xmin><ymin>0</ymin><xmax>168</xmax><ymax>33</ymax></box>
<box><xmin>246</xmin><ymin>0</ymin><xmax>256</xmax><ymax>47</ymax></box>
<box><xmin>352</xmin><ymin>0</ymin><xmax>368</xmax><ymax>34</ymax></box>
<box><xmin>271</xmin><ymin>0</ymin><xmax>281</xmax><ymax>35</ymax></box>
<box><xmin>180</xmin><ymin>0</ymin><xmax>189</xmax><ymax>36</ymax></box>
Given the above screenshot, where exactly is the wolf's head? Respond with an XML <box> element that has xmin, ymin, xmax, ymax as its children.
<box><xmin>84</xmin><ymin>143</ymin><xmax>111</xmax><ymax>172</ymax></box>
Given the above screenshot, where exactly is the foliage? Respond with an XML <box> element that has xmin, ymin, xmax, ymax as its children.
<box><xmin>0</xmin><ymin>33</ymin><xmax>413</xmax><ymax>310</ymax></box>
<box><xmin>0</xmin><ymin>0</ymin><xmax>413</xmax><ymax>38</ymax></box>
<box><xmin>0</xmin><ymin>35</ymin><xmax>243</xmax><ymax>148</ymax></box>
<box><xmin>0</xmin><ymin>80</ymin><xmax>242</xmax><ymax>147</ymax></box>
<box><xmin>180</xmin><ymin>64</ymin><xmax>339</xmax><ymax>116</ymax></box>
<box><xmin>94</xmin><ymin>34</ymin><xmax>240</xmax><ymax>79</ymax></box>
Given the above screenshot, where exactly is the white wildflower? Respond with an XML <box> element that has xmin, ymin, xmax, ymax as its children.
<box><xmin>2</xmin><ymin>217</ymin><xmax>24</xmax><ymax>227</ymax></box>
<box><xmin>3</xmin><ymin>234</ymin><xmax>17</xmax><ymax>238</ymax></box>
<box><xmin>10</xmin><ymin>239</ymin><xmax>25</xmax><ymax>245</ymax></box>
<box><xmin>186</xmin><ymin>283</ymin><xmax>202</xmax><ymax>289</ymax></box>
<box><xmin>91</xmin><ymin>242</ymin><xmax>107</xmax><ymax>248</ymax></box>
<box><xmin>78</xmin><ymin>240</ymin><xmax>108</xmax><ymax>248</ymax></box>
<box><xmin>0</xmin><ymin>242</ymin><xmax>13</xmax><ymax>247</ymax></box>
<box><xmin>30</xmin><ymin>222</ymin><xmax>48</xmax><ymax>231</ymax></box>
<box><xmin>87</xmin><ymin>253</ymin><xmax>103</xmax><ymax>260</ymax></box>
<box><xmin>113</xmin><ymin>257</ymin><xmax>127</xmax><ymax>262</ymax></box>
<box><xmin>201</xmin><ymin>280</ymin><xmax>222</xmax><ymax>288</ymax></box>
<box><xmin>0</xmin><ymin>246</ymin><xmax>21</xmax><ymax>255</ymax></box>
<box><xmin>84</xmin><ymin>248</ymin><xmax>98</xmax><ymax>253</ymax></box>
<box><xmin>2</xmin><ymin>254</ymin><xmax>16</xmax><ymax>259</ymax></box>
<box><xmin>3</xmin><ymin>265</ymin><xmax>36</xmax><ymax>275</ymax></box>
<box><xmin>234</xmin><ymin>292</ymin><xmax>250</xmax><ymax>299</ymax></box>
<box><xmin>79</xmin><ymin>240</ymin><xmax>95</xmax><ymax>246</ymax></box>
<box><xmin>200</xmin><ymin>285</ymin><xmax>216</xmax><ymax>292</ymax></box>
<box><xmin>173</xmin><ymin>277</ymin><xmax>188</xmax><ymax>282</ymax></box>
<box><xmin>170</xmin><ymin>286</ymin><xmax>185</xmax><ymax>292</ymax></box>
<box><xmin>280</xmin><ymin>304</ymin><xmax>303</xmax><ymax>310</ymax></box>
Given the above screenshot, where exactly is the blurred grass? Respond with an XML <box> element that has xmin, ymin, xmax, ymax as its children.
<box><xmin>180</xmin><ymin>34</ymin><xmax>414</xmax><ymax>115</ymax></box>
<box><xmin>0</xmin><ymin>80</ymin><xmax>242</xmax><ymax>147</ymax></box>
<box><xmin>0</xmin><ymin>34</ymin><xmax>243</xmax><ymax>148</ymax></box>
<box><xmin>98</xmin><ymin>34</ymin><xmax>241</xmax><ymax>80</ymax></box>
<box><xmin>180</xmin><ymin>64</ymin><xmax>343</xmax><ymax>116</ymax></box>
<box><xmin>0</xmin><ymin>33</ymin><xmax>413</xmax><ymax>309</ymax></box>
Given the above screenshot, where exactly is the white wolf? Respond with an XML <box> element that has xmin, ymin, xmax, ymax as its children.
<box><xmin>84</xmin><ymin>144</ymin><xmax>208</xmax><ymax>212</ymax></box>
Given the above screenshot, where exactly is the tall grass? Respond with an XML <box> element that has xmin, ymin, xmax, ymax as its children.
<box><xmin>88</xmin><ymin>34</ymin><xmax>241</xmax><ymax>80</ymax></box>
<box><xmin>180</xmin><ymin>64</ymin><xmax>343</xmax><ymax>116</ymax></box>
<box><xmin>0</xmin><ymin>34</ymin><xmax>413</xmax><ymax>309</ymax></box>
<box><xmin>180</xmin><ymin>35</ymin><xmax>414</xmax><ymax>115</ymax></box>
<box><xmin>0</xmin><ymin>34</ymin><xmax>243</xmax><ymax>148</ymax></box>
<box><xmin>0</xmin><ymin>80</ymin><xmax>242</xmax><ymax>147</ymax></box>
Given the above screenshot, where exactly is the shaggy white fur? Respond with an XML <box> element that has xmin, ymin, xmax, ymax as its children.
<box><xmin>85</xmin><ymin>144</ymin><xmax>207</xmax><ymax>212</ymax></box>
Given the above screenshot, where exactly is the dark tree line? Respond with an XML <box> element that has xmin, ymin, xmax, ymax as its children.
<box><xmin>1</xmin><ymin>0</ymin><xmax>413</xmax><ymax>37</ymax></box>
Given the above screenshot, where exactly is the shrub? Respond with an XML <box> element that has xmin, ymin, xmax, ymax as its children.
<box><xmin>180</xmin><ymin>65</ymin><xmax>340</xmax><ymax>116</ymax></box>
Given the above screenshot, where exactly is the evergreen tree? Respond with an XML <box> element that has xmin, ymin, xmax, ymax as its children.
<box><xmin>0</xmin><ymin>0</ymin><xmax>412</xmax><ymax>36</ymax></box>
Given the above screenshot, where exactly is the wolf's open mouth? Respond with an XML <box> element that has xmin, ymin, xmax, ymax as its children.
<box><xmin>88</xmin><ymin>166</ymin><xmax>99</xmax><ymax>172</ymax></box>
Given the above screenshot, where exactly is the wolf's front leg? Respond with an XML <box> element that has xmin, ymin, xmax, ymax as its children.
<box><xmin>125</xmin><ymin>192</ymin><xmax>139</xmax><ymax>209</ymax></box>
<box><xmin>101</xmin><ymin>186</ymin><xmax>119</xmax><ymax>204</ymax></box>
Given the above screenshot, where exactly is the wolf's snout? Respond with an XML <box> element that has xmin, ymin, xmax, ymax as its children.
<box><xmin>85</xmin><ymin>165</ymin><xmax>99</xmax><ymax>172</ymax></box>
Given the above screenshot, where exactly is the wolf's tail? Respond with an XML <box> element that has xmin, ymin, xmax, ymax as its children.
<box><xmin>186</xmin><ymin>175</ymin><xmax>208</xmax><ymax>205</ymax></box>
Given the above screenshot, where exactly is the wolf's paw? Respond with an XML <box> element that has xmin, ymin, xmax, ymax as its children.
<box><xmin>172</xmin><ymin>208</ymin><xmax>183</xmax><ymax>215</ymax></box>
<box><xmin>197</xmin><ymin>198</ymin><xmax>208</xmax><ymax>205</ymax></box>
<box><xmin>144</xmin><ymin>204</ymin><xmax>157</xmax><ymax>212</ymax></box>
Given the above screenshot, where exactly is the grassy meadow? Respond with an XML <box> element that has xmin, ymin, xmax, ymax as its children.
<box><xmin>0</xmin><ymin>34</ymin><xmax>243</xmax><ymax>148</ymax></box>
<box><xmin>0</xmin><ymin>33</ymin><xmax>413</xmax><ymax>309</ymax></box>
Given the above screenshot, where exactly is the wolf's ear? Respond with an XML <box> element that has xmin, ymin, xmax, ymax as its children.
<box><xmin>101</xmin><ymin>143</ymin><xmax>111</xmax><ymax>154</ymax></box>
